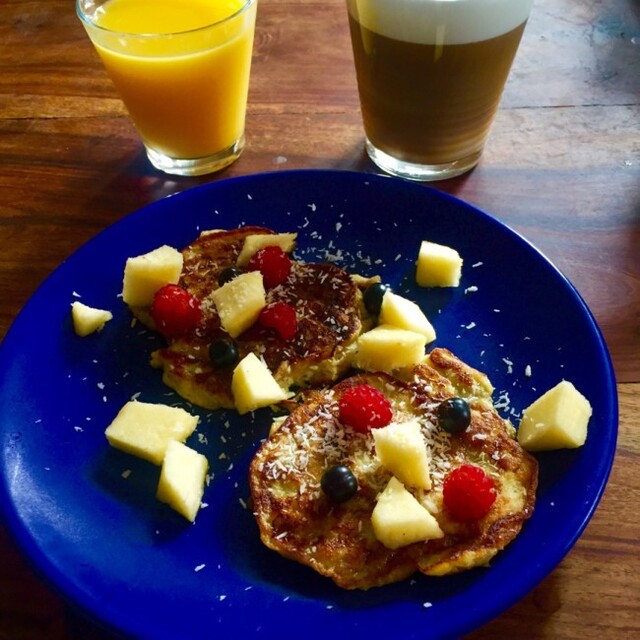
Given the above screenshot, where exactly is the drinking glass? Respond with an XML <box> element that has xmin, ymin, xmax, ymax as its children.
<box><xmin>346</xmin><ymin>0</ymin><xmax>533</xmax><ymax>181</ymax></box>
<box><xmin>77</xmin><ymin>0</ymin><xmax>258</xmax><ymax>176</ymax></box>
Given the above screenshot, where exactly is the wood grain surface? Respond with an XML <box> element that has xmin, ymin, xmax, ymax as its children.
<box><xmin>1</xmin><ymin>0</ymin><xmax>638</xmax><ymax>638</ymax></box>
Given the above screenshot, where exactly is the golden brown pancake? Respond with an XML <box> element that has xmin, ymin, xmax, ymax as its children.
<box><xmin>249</xmin><ymin>348</ymin><xmax>539</xmax><ymax>589</ymax></box>
<box><xmin>132</xmin><ymin>227</ymin><xmax>374</xmax><ymax>410</ymax></box>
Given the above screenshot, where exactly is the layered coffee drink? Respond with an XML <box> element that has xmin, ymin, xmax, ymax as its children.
<box><xmin>346</xmin><ymin>0</ymin><xmax>533</xmax><ymax>180</ymax></box>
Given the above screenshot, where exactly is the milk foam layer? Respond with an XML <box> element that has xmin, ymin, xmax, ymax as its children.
<box><xmin>347</xmin><ymin>0</ymin><xmax>533</xmax><ymax>45</ymax></box>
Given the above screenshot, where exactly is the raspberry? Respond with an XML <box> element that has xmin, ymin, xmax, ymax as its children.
<box><xmin>258</xmin><ymin>302</ymin><xmax>298</xmax><ymax>340</ymax></box>
<box><xmin>338</xmin><ymin>383</ymin><xmax>393</xmax><ymax>433</ymax></box>
<box><xmin>247</xmin><ymin>246</ymin><xmax>292</xmax><ymax>288</ymax></box>
<box><xmin>150</xmin><ymin>284</ymin><xmax>202</xmax><ymax>339</ymax></box>
<box><xmin>442</xmin><ymin>464</ymin><xmax>497</xmax><ymax>522</ymax></box>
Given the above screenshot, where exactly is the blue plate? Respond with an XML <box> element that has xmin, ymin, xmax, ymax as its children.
<box><xmin>0</xmin><ymin>170</ymin><xmax>617</xmax><ymax>639</ymax></box>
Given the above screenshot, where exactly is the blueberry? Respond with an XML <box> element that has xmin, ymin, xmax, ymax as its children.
<box><xmin>363</xmin><ymin>282</ymin><xmax>391</xmax><ymax>316</ymax></box>
<box><xmin>208</xmin><ymin>338</ymin><xmax>239</xmax><ymax>369</ymax></box>
<box><xmin>437</xmin><ymin>397</ymin><xmax>471</xmax><ymax>434</ymax></box>
<box><xmin>218</xmin><ymin>267</ymin><xmax>243</xmax><ymax>287</ymax></box>
<box><xmin>321</xmin><ymin>465</ymin><xmax>358</xmax><ymax>504</ymax></box>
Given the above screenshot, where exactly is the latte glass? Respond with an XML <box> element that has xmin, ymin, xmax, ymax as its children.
<box><xmin>77</xmin><ymin>0</ymin><xmax>257</xmax><ymax>176</ymax></box>
<box><xmin>346</xmin><ymin>0</ymin><xmax>533</xmax><ymax>181</ymax></box>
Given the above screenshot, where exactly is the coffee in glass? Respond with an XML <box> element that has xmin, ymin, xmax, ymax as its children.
<box><xmin>346</xmin><ymin>0</ymin><xmax>533</xmax><ymax>181</ymax></box>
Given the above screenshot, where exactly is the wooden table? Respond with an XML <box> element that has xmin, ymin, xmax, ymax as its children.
<box><xmin>1</xmin><ymin>0</ymin><xmax>638</xmax><ymax>637</ymax></box>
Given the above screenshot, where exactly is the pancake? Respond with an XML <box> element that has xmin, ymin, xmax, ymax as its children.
<box><xmin>249</xmin><ymin>348</ymin><xmax>539</xmax><ymax>589</ymax></box>
<box><xmin>132</xmin><ymin>227</ymin><xmax>375</xmax><ymax>410</ymax></box>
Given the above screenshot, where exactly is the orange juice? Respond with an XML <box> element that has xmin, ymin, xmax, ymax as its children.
<box><xmin>80</xmin><ymin>0</ymin><xmax>257</xmax><ymax>170</ymax></box>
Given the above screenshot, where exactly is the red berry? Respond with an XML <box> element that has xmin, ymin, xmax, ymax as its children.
<box><xmin>442</xmin><ymin>464</ymin><xmax>497</xmax><ymax>522</ymax></box>
<box><xmin>258</xmin><ymin>302</ymin><xmax>298</xmax><ymax>340</ymax></box>
<box><xmin>150</xmin><ymin>284</ymin><xmax>202</xmax><ymax>339</ymax></box>
<box><xmin>338</xmin><ymin>383</ymin><xmax>393</xmax><ymax>433</ymax></box>
<box><xmin>247</xmin><ymin>246</ymin><xmax>292</xmax><ymax>288</ymax></box>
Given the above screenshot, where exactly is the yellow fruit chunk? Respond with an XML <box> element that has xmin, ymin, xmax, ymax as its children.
<box><xmin>355</xmin><ymin>325</ymin><xmax>426</xmax><ymax>372</ymax></box>
<box><xmin>231</xmin><ymin>353</ymin><xmax>287</xmax><ymax>415</ymax></box>
<box><xmin>156</xmin><ymin>441</ymin><xmax>209</xmax><ymax>522</ymax></box>
<box><xmin>517</xmin><ymin>380</ymin><xmax>592</xmax><ymax>451</ymax></box>
<box><xmin>71</xmin><ymin>301</ymin><xmax>113</xmax><ymax>336</ymax></box>
<box><xmin>269</xmin><ymin>415</ymin><xmax>287</xmax><ymax>437</ymax></box>
<box><xmin>236</xmin><ymin>233</ymin><xmax>297</xmax><ymax>267</ymax></box>
<box><xmin>122</xmin><ymin>245</ymin><xmax>183</xmax><ymax>307</ymax></box>
<box><xmin>210</xmin><ymin>271</ymin><xmax>266</xmax><ymax>338</ymax></box>
<box><xmin>373</xmin><ymin>420</ymin><xmax>431</xmax><ymax>489</ymax></box>
<box><xmin>371</xmin><ymin>477</ymin><xmax>443</xmax><ymax>549</ymax></box>
<box><xmin>379</xmin><ymin>291</ymin><xmax>436</xmax><ymax>342</ymax></box>
<box><xmin>416</xmin><ymin>241</ymin><xmax>462</xmax><ymax>287</ymax></box>
<box><xmin>104</xmin><ymin>401</ymin><xmax>198</xmax><ymax>465</ymax></box>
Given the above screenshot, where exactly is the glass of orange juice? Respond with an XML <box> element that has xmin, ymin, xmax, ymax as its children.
<box><xmin>77</xmin><ymin>0</ymin><xmax>258</xmax><ymax>176</ymax></box>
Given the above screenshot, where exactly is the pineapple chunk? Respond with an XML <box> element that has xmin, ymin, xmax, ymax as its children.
<box><xmin>231</xmin><ymin>353</ymin><xmax>287</xmax><ymax>415</ymax></box>
<box><xmin>355</xmin><ymin>325</ymin><xmax>426</xmax><ymax>372</ymax></box>
<box><xmin>122</xmin><ymin>245</ymin><xmax>183</xmax><ymax>307</ymax></box>
<box><xmin>236</xmin><ymin>233</ymin><xmax>297</xmax><ymax>267</ymax></box>
<box><xmin>379</xmin><ymin>291</ymin><xmax>436</xmax><ymax>342</ymax></box>
<box><xmin>416</xmin><ymin>241</ymin><xmax>462</xmax><ymax>287</ymax></box>
<box><xmin>269</xmin><ymin>415</ymin><xmax>287</xmax><ymax>437</ymax></box>
<box><xmin>71</xmin><ymin>301</ymin><xmax>112</xmax><ymax>336</ymax></box>
<box><xmin>517</xmin><ymin>380</ymin><xmax>592</xmax><ymax>451</ymax></box>
<box><xmin>210</xmin><ymin>271</ymin><xmax>266</xmax><ymax>338</ymax></box>
<box><xmin>373</xmin><ymin>420</ymin><xmax>431</xmax><ymax>489</ymax></box>
<box><xmin>371</xmin><ymin>477</ymin><xmax>443</xmax><ymax>549</ymax></box>
<box><xmin>104</xmin><ymin>401</ymin><xmax>198</xmax><ymax>465</ymax></box>
<box><xmin>156</xmin><ymin>441</ymin><xmax>209</xmax><ymax>522</ymax></box>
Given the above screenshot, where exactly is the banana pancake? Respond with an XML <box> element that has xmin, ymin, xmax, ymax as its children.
<box><xmin>132</xmin><ymin>227</ymin><xmax>374</xmax><ymax>410</ymax></box>
<box><xmin>249</xmin><ymin>348</ymin><xmax>539</xmax><ymax>590</ymax></box>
